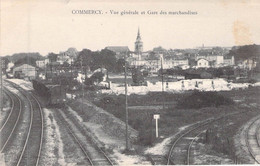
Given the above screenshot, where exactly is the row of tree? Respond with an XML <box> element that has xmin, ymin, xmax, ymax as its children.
<box><xmin>227</xmin><ymin>44</ymin><xmax>260</xmax><ymax>63</ymax></box>
<box><xmin>47</xmin><ymin>49</ymin><xmax>127</xmax><ymax>73</ymax></box>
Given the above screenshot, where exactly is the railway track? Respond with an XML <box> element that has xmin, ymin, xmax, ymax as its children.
<box><xmin>0</xmin><ymin>88</ymin><xmax>22</xmax><ymax>152</ymax></box>
<box><xmin>0</xmin><ymin>89</ymin><xmax>14</xmax><ymax>130</ymax></box>
<box><xmin>245</xmin><ymin>115</ymin><xmax>260</xmax><ymax>164</ymax></box>
<box><xmin>166</xmin><ymin>119</ymin><xmax>213</xmax><ymax>165</ymax></box>
<box><xmin>165</xmin><ymin>110</ymin><xmax>247</xmax><ymax>165</ymax></box>
<box><xmin>56</xmin><ymin>108</ymin><xmax>115</xmax><ymax>166</ymax></box>
<box><xmin>187</xmin><ymin>129</ymin><xmax>206</xmax><ymax>165</ymax></box>
<box><xmin>5</xmin><ymin>81</ymin><xmax>44</xmax><ymax>166</ymax></box>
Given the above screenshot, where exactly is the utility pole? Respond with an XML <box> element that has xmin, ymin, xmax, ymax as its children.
<box><xmin>44</xmin><ymin>60</ymin><xmax>47</xmax><ymax>80</ymax></box>
<box><xmin>0</xmin><ymin>57</ymin><xmax>3</xmax><ymax>113</ymax></box>
<box><xmin>81</xmin><ymin>56</ymin><xmax>84</xmax><ymax>113</ymax></box>
<box><xmin>160</xmin><ymin>54</ymin><xmax>165</xmax><ymax>110</ymax></box>
<box><xmin>70</xmin><ymin>58</ymin><xmax>73</xmax><ymax>99</ymax></box>
<box><xmin>124</xmin><ymin>53</ymin><xmax>129</xmax><ymax>151</ymax></box>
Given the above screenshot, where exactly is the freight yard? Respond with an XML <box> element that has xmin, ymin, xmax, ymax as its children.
<box><xmin>0</xmin><ymin>76</ymin><xmax>259</xmax><ymax>165</ymax></box>
<box><xmin>1</xmin><ymin>44</ymin><xmax>260</xmax><ymax>166</ymax></box>
<box><xmin>1</xmin><ymin>44</ymin><xmax>260</xmax><ymax>165</ymax></box>
<box><xmin>1</xmin><ymin>1</ymin><xmax>260</xmax><ymax>164</ymax></box>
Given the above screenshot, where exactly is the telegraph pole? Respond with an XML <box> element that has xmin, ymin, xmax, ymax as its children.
<box><xmin>124</xmin><ymin>53</ymin><xmax>129</xmax><ymax>151</ymax></box>
<box><xmin>81</xmin><ymin>56</ymin><xmax>84</xmax><ymax>113</ymax></box>
<box><xmin>0</xmin><ymin>57</ymin><xmax>3</xmax><ymax>113</ymax></box>
<box><xmin>161</xmin><ymin>54</ymin><xmax>165</xmax><ymax>110</ymax></box>
<box><xmin>70</xmin><ymin>58</ymin><xmax>73</xmax><ymax>99</ymax></box>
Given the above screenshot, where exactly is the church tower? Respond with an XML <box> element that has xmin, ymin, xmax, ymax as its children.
<box><xmin>135</xmin><ymin>28</ymin><xmax>143</xmax><ymax>54</ymax></box>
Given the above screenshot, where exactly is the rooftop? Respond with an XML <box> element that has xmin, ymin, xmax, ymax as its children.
<box><xmin>105</xmin><ymin>46</ymin><xmax>130</xmax><ymax>53</ymax></box>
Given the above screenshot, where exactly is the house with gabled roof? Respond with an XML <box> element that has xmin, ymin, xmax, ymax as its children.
<box><xmin>13</xmin><ymin>64</ymin><xmax>37</xmax><ymax>80</ymax></box>
<box><xmin>197</xmin><ymin>58</ymin><xmax>210</xmax><ymax>68</ymax></box>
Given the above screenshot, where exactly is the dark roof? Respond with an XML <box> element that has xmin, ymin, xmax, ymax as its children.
<box><xmin>105</xmin><ymin>46</ymin><xmax>130</xmax><ymax>53</ymax></box>
<box><xmin>173</xmin><ymin>57</ymin><xmax>188</xmax><ymax>60</ymax></box>
<box><xmin>197</xmin><ymin>58</ymin><xmax>209</xmax><ymax>61</ymax></box>
<box><xmin>13</xmin><ymin>63</ymin><xmax>36</xmax><ymax>69</ymax></box>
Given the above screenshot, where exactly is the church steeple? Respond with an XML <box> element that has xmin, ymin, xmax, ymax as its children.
<box><xmin>136</xmin><ymin>27</ymin><xmax>141</xmax><ymax>40</ymax></box>
<box><xmin>135</xmin><ymin>27</ymin><xmax>143</xmax><ymax>53</ymax></box>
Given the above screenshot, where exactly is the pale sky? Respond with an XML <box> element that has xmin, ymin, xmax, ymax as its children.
<box><xmin>1</xmin><ymin>0</ymin><xmax>260</xmax><ymax>56</ymax></box>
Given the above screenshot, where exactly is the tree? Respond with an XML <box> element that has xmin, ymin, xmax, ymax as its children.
<box><xmin>222</xmin><ymin>67</ymin><xmax>234</xmax><ymax>78</ymax></box>
<box><xmin>47</xmin><ymin>52</ymin><xmax>58</xmax><ymax>62</ymax></box>
<box><xmin>9</xmin><ymin>52</ymin><xmax>42</xmax><ymax>63</ymax></box>
<box><xmin>85</xmin><ymin>72</ymin><xmax>105</xmax><ymax>86</ymax></box>
<box><xmin>115</xmin><ymin>58</ymin><xmax>127</xmax><ymax>73</ymax></box>
<box><xmin>77</xmin><ymin>49</ymin><xmax>93</xmax><ymax>68</ymax></box>
<box><xmin>227</xmin><ymin>44</ymin><xmax>260</xmax><ymax>64</ymax></box>
<box><xmin>99</xmin><ymin>49</ymin><xmax>117</xmax><ymax>72</ymax></box>
<box><xmin>61</xmin><ymin>61</ymin><xmax>70</xmax><ymax>72</ymax></box>
<box><xmin>14</xmin><ymin>56</ymin><xmax>37</xmax><ymax>66</ymax></box>
<box><xmin>147</xmin><ymin>51</ymin><xmax>159</xmax><ymax>60</ymax></box>
<box><xmin>132</xmin><ymin>68</ymin><xmax>144</xmax><ymax>85</ymax></box>
<box><xmin>1</xmin><ymin>57</ymin><xmax>10</xmax><ymax>73</ymax></box>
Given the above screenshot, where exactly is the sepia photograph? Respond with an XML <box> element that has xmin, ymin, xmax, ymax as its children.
<box><xmin>0</xmin><ymin>0</ymin><xmax>260</xmax><ymax>165</ymax></box>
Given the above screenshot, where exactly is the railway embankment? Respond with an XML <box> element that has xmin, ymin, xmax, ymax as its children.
<box><xmin>234</xmin><ymin>114</ymin><xmax>260</xmax><ymax>164</ymax></box>
<box><xmin>67</xmin><ymin>99</ymin><xmax>138</xmax><ymax>149</ymax></box>
<box><xmin>65</xmin><ymin>99</ymin><xmax>151</xmax><ymax>165</ymax></box>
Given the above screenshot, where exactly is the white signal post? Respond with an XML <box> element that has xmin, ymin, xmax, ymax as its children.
<box><xmin>154</xmin><ymin>114</ymin><xmax>160</xmax><ymax>138</ymax></box>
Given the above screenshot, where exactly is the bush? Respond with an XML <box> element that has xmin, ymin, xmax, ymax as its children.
<box><xmin>176</xmin><ymin>91</ymin><xmax>234</xmax><ymax>109</ymax></box>
<box><xmin>138</xmin><ymin>118</ymin><xmax>154</xmax><ymax>146</ymax></box>
<box><xmin>94</xmin><ymin>94</ymin><xmax>125</xmax><ymax>119</ymax></box>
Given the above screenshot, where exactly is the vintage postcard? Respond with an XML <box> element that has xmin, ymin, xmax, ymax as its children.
<box><xmin>1</xmin><ymin>0</ymin><xmax>260</xmax><ymax>165</ymax></box>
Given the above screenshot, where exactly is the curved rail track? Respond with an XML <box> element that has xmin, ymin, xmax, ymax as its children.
<box><xmin>187</xmin><ymin>129</ymin><xmax>206</xmax><ymax>165</ymax></box>
<box><xmin>166</xmin><ymin>110</ymin><xmax>247</xmax><ymax>165</ymax></box>
<box><xmin>4</xmin><ymin>81</ymin><xmax>44</xmax><ymax>166</ymax></box>
<box><xmin>166</xmin><ymin>119</ymin><xmax>212</xmax><ymax>165</ymax></box>
<box><xmin>245</xmin><ymin>116</ymin><xmax>260</xmax><ymax>164</ymax></box>
<box><xmin>0</xmin><ymin>88</ymin><xmax>22</xmax><ymax>152</ymax></box>
<box><xmin>0</xmin><ymin>89</ymin><xmax>14</xmax><ymax>131</ymax></box>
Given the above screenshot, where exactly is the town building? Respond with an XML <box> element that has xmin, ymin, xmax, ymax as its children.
<box><xmin>36</xmin><ymin>58</ymin><xmax>49</xmax><ymax>68</ymax></box>
<box><xmin>6</xmin><ymin>61</ymin><xmax>14</xmax><ymax>72</ymax></box>
<box><xmin>135</xmin><ymin>28</ymin><xmax>143</xmax><ymax>54</ymax></box>
<box><xmin>197</xmin><ymin>58</ymin><xmax>210</xmax><ymax>68</ymax></box>
<box><xmin>57</xmin><ymin>48</ymin><xmax>78</xmax><ymax>65</ymax></box>
<box><xmin>173</xmin><ymin>58</ymin><xmax>189</xmax><ymax>69</ymax></box>
<box><xmin>129</xmin><ymin>28</ymin><xmax>146</xmax><ymax>67</ymax></box>
<box><xmin>196</xmin><ymin>54</ymin><xmax>224</xmax><ymax>67</ymax></box>
<box><xmin>105</xmin><ymin>46</ymin><xmax>130</xmax><ymax>59</ymax></box>
<box><xmin>237</xmin><ymin>58</ymin><xmax>257</xmax><ymax>70</ymax></box>
<box><xmin>13</xmin><ymin>64</ymin><xmax>37</xmax><ymax>80</ymax></box>
<box><xmin>162</xmin><ymin>56</ymin><xmax>174</xmax><ymax>69</ymax></box>
<box><xmin>223</xmin><ymin>56</ymin><xmax>235</xmax><ymax>66</ymax></box>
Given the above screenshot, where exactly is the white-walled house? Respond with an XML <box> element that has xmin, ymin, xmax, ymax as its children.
<box><xmin>36</xmin><ymin>58</ymin><xmax>49</xmax><ymax>68</ymax></box>
<box><xmin>6</xmin><ymin>61</ymin><xmax>14</xmax><ymax>72</ymax></box>
<box><xmin>173</xmin><ymin>58</ymin><xmax>189</xmax><ymax>67</ymax></box>
<box><xmin>163</xmin><ymin>58</ymin><xmax>174</xmax><ymax>69</ymax></box>
<box><xmin>197</xmin><ymin>58</ymin><xmax>210</xmax><ymax>68</ymax></box>
<box><xmin>223</xmin><ymin>56</ymin><xmax>235</xmax><ymax>66</ymax></box>
<box><xmin>57</xmin><ymin>53</ymin><xmax>74</xmax><ymax>65</ymax></box>
<box><xmin>196</xmin><ymin>54</ymin><xmax>224</xmax><ymax>67</ymax></box>
<box><xmin>238</xmin><ymin>58</ymin><xmax>257</xmax><ymax>70</ymax></box>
